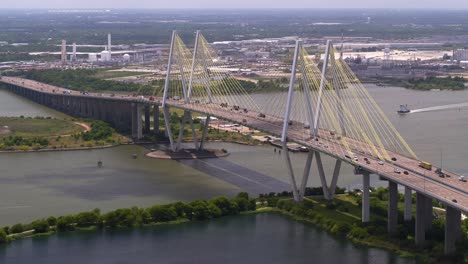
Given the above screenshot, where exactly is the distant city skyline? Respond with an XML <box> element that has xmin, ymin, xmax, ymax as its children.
<box><xmin>1</xmin><ymin>0</ymin><xmax>468</xmax><ymax>9</ymax></box>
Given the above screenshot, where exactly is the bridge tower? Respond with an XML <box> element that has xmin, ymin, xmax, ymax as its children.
<box><xmin>281</xmin><ymin>40</ymin><xmax>343</xmax><ymax>202</ymax></box>
<box><xmin>162</xmin><ymin>30</ymin><xmax>206</xmax><ymax>152</ymax></box>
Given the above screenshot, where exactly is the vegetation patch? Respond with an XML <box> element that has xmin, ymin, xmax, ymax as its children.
<box><xmin>404</xmin><ymin>76</ymin><xmax>466</xmax><ymax>91</ymax></box>
<box><xmin>0</xmin><ymin>117</ymin><xmax>128</xmax><ymax>151</ymax></box>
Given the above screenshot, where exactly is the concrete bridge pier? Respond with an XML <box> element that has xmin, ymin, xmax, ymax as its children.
<box><xmin>362</xmin><ymin>171</ymin><xmax>370</xmax><ymax>223</ymax></box>
<box><xmin>444</xmin><ymin>206</ymin><xmax>462</xmax><ymax>255</ymax></box>
<box><xmin>387</xmin><ymin>181</ymin><xmax>399</xmax><ymax>235</ymax></box>
<box><xmin>144</xmin><ymin>105</ymin><xmax>151</xmax><ymax>134</ymax></box>
<box><xmin>404</xmin><ymin>187</ymin><xmax>412</xmax><ymax>221</ymax></box>
<box><xmin>415</xmin><ymin>193</ymin><xmax>433</xmax><ymax>247</ymax></box>
<box><xmin>153</xmin><ymin>105</ymin><xmax>160</xmax><ymax>139</ymax></box>
<box><xmin>131</xmin><ymin>102</ymin><xmax>143</xmax><ymax>139</ymax></box>
<box><xmin>80</xmin><ymin>98</ymin><xmax>88</xmax><ymax>117</ymax></box>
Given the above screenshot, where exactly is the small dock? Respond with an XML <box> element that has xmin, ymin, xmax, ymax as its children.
<box><xmin>269</xmin><ymin>140</ymin><xmax>308</xmax><ymax>152</ymax></box>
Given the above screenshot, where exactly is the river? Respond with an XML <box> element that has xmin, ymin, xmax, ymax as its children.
<box><xmin>0</xmin><ymin>213</ymin><xmax>421</xmax><ymax>264</ymax></box>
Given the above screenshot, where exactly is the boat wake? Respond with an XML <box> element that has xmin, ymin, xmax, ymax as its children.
<box><xmin>410</xmin><ymin>102</ymin><xmax>468</xmax><ymax>114</ymax></box>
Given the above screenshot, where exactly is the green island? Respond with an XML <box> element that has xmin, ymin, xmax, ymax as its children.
<box><xmin>0</xmin><ymin>117</ymin><xmax>129</xmax><ymax>151</ymax></box>
<box><xmin>1</xmin><ymin>188</ymin><xmax>466</xmax><ymax>263</ymax></box>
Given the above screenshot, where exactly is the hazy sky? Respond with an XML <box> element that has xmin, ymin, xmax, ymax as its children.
<box><xmin>1</xmin><ymin>0</ymin><xmax>468</xmax><ymax>9</ymax></box>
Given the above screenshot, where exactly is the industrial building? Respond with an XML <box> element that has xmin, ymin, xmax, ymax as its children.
<box><xmin>454</xmin><ymin>48</ymin><xmax>468</xmax><ymax>61</ymax></box>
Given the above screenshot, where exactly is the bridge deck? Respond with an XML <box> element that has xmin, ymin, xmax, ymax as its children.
<box><xmin>1</xmin><ymin>76</ymin><xmax>467</xmax><ymax>213</ymax></box>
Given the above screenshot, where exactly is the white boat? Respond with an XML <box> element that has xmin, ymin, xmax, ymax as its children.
<box><xmin>397</xmin><ymin>104</ymin><xmax>410</xmax><ymax>114</ymax></box>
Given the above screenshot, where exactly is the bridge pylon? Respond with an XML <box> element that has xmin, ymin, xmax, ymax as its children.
<box><xmin>281</xmin><ymin>40</ymin><xmax>343</xmax><ymax>202</ymax></box>
<box><xmin>162</xmin><ymin>30</ymin><xmax>213</xmax><ymax>152</ymax></box>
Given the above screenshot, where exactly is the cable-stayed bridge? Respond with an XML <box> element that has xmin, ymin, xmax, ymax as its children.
<box><xmin>0</xmin><ymin>30</ymin><xmax>466</xmax><ymax>254</ymax></box>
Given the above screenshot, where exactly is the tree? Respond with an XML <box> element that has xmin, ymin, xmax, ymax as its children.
<box><xmin>9</xmin><ymin>223</ymin><xmax>24</xmax><ymax>234</ymax></box>
<box><xmin>190</xmin><ymin>200</ymin><xmax>211</xmax><ymax>220</ymax></box>
<box><xmin>0</xmin><ymin>229</ymin><xmax>7</xmax><ymax>244</ymax></box>
<box><xmin>46</xmin><ymin>216</ymin><xmax>57</xmax><ymax>226</ymax></box>
<box><xmin>207</xmin><ymin>203</ymin><xmax>222</xmax><ymax>218</ymax></box>
<box><xmin>56</xmin><ymin>215</ymin><xmax>75</xmax><ymax>232</ymax></box>
<box><xmin>210</xmin><ymin>197</ymin><xmax>234</xmax><ymax>216</ymax></box>
<box><xmin>148</xmin><ymin>205</ymin><xmax>177</xmax><ymax>222</ymax></box>
<box><xmin>103</xmin><ymin>208</ymin><xmax>137</xmax><ymax>228</ymax></box>
<box><xmin>32</xmin><ymin>220</ymin><xmax>50</xmax><ymax>234</ymax></box>
<box><xmin>233</xmin><ymin>197</ymin><xmax>249</xmax><ymax>212</ymax></box>
<box><xmin>171</xmin><ymin>202</ymin><xmax>191</xmax><ymax>219</ymax></box>
<box><xmin>75</xmin><ymin>211</ymin><xmax>100</xmax><ymax>227</ymax></box>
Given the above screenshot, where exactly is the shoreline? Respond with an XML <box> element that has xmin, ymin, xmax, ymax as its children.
<box><xmin>0</xmin><ymin>143</ymin><xmax>124</xmax><ymax>154</ymax></box>
<box><xmin>0</xmin><ymin>139</ymin><xmax>265</xmax><ymax>154</ymax></box>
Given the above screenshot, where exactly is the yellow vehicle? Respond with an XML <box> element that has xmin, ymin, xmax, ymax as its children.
<box><xmin>419</xmin><ymin>161</ymin><xmax>432</xmax><ymax>170</ymax></box>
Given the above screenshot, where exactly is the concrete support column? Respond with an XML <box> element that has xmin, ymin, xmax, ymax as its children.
<box><xmin>136</xmin><ymin>104</ymin><xmax>143</xmax><ymax>139</ymax></box>
<box><xmin>416</xmin><ymin>193</ymin><xmax>432</xmax><ymax>247</ymax></box>
<box><xmin>153</xmin><ymin>105</ymin><xmax>160</xmax><ymax>138</ymax></box>
<box><xmin>144</xmin><ymin>105</ymin><xmax>151</xmax><ymax>134</ymax></box>
<box><xmin>80</xmin><ymin>98</ymin><xmax>86</xmax><ymax>117</ymax></box>
<box><xmin>131</xmin><ymin>103</ymin><xmax>138</xmax><ymax>139</ymax></box>
<box><xmin>388</xmin><ymin>181</ymin><xmax>399</xmax><ymax>235</ymax></box>
<box><xmin>404</xmin><ymin>187</ymin><xmax>412</xmax><ymax>221</ymax></box>
<box><xmin>444</xmin><ymin>206</ymin><xmax>462</xmax><ymax>255</ymax></box>
<box><xmin>425</xmin><ymin>197</ymin><xmax>434</xmax><ymax>227</ymax></box>
<box><xmin>362</xmin><ymin>172</ymin><xmax>370</xmax><ymax>223</ymax></box>
<box><xmin>93</xmin><ymin>99</ymin><xmax>100</xmax><ymax>119</ymax></box>
<box><xmin>100</xmin><ymin>101</ymin><xmax>107</xmax><ymax>121</ymax></box>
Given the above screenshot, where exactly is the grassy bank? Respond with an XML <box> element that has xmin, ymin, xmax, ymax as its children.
<box><xmin>0</xmin><ymin>117</ymin><xmax>129</xmax><ymax>151</ymax></box>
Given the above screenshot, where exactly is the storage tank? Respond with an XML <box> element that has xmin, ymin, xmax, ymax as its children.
<box><xmin>88</xmin><ymin>53</ymin><xmax>98</xmax><ymax>62</ymax></box>
<box><xmin>123</xmin><ymin>54</ymin><xmax>131</xmax><ymax>62</ymax></box>
<box><xmin>100</xmin><ymin>50</ymin><xmax>111</xmax><ymax>62</ymax></box>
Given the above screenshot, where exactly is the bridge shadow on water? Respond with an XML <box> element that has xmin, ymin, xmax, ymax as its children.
<box><xmin>178</xmin><ymin>158</ymin><xmax>291</xmax><ymax>196</ymax></box>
